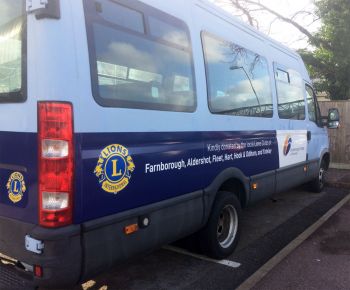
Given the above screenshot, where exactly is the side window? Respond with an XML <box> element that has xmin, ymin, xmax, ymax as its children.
<box><xmin>306</xmin><ymin>84</ymin><xmax>321</xmax><ymax>125</ymax></box>
<box><xmin>202</xmin><ymin>32</ymin><xmax>273</xmax><ymax>118</ymax></box>
<box><xmin>275</xmin><ymin>67</ymin><xmax>305</xmax><ymax>120</ymax></box>
<box><xmin>85</xmin><ymin>0</ymin><xmax>196</xmax><ymax>112</ymax></box>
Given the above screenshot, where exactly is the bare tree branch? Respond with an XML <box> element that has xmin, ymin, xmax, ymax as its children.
<box><xmin>291</xmin><ymin>10</ymin><xmax>314</xmax><ymax>21</ymax></box>
<box><xmin>268</xmin><ymin>17</ymin><xmax>279</xmax><ymax>35</ymax></box>
<box><xmin>243</xmin><ymin>0</ymin><xmax>317</xmax><ymax>42</ymax></box>
<box><xmin>228</xmin><ymin>0</ymin><xmax>256</xmax><ymax>27</ymax></box>
<box><xmin>216</xmin><ymin>0</ymin><xmax>329</xmax><ymax>50</ymax></box>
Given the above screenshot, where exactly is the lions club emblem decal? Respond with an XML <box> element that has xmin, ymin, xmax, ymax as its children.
<box><xmin>94</xmin><ymin>144</ymin><xmax>135</xmax><ymax>194</ymax></box>
<box><xmin>6</xmin><ymin>172</ymin><xmax>26</xmax><ymax>203</ymax></box>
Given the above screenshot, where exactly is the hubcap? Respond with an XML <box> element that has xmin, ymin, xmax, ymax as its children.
<box><xmin>217</xmin><ymin>205</ymin><xmax>238</xmax><ymax>249</ymax></box>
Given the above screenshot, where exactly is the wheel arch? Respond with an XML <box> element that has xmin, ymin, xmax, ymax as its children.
<box><xmin>321</xmin><ymin>151</ymin><xmax>330</xmax><ymax>170</ymax></box>
<box><xmin>203</xmin><ymin>168</ymin><xmax>250</xmax><ymax>224</ymax></box>
<box><xmin>219</xmin><ymin>179</ymin><xmax>247</xmax><ymax>208</ymax></box>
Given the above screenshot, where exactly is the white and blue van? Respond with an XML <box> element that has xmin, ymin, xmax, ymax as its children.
<box><xmin>0</xmin><ymin>0</ymin><xmax>339</xmax><ymax>288</ymax></box>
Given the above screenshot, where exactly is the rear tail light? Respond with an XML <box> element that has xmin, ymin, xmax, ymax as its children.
<box><xmin>38</xmin><ymin>102</ymin><xmax>74</xmax><ymax>228</ymax></box>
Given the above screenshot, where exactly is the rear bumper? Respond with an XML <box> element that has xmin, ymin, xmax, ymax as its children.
<box><xmin>0</xmin><ymin>216</ymin><xmax>81</xmax><ymax>288</ymax></box>
<box><xmin>0</xmin><ymin>190</ymin><xmax>204</xmax><ymax>288</ymax></box>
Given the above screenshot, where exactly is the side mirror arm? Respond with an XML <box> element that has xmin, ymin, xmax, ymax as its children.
<box><xmin>320</xmin><ymin>116</ymin><xmax>328</xmax><ymax>127</ymax></box>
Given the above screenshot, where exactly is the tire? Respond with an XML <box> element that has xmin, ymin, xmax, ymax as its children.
<box><xmin>309</xmin><ymin>161</ymin><xmax>326</xmax><ymax>193</ymax></box>
<box><xmin>199</xmin><ymin>191</ymin><xmax>241</xmax><ymax>259</ymax></box>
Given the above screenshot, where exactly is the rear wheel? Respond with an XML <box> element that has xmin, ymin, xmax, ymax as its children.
<box><xmin>309</xmin><ymin>160</ymin><xmax>326</xmax><ymax>193</ymax></box>
<box><xmin>199</xmin><ymin>191</ymin><xmax>241</xmax><ymax>259</ymax></box>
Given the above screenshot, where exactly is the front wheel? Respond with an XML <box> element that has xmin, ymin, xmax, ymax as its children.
<box><xmin>309</xmin><ymin>161</ymin><xmax>326</xmax><ymax>193</ymax></box>
<box><xmin>199</xmin><ymin>191</ymin><xmax>241</xmax><ymax>259</ymax></box>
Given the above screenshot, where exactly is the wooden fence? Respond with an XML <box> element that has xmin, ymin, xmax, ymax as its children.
<box><xmin>319</xmin><ymin>101</ymin><xmax>350</xmax><ymax>169</ymax></box>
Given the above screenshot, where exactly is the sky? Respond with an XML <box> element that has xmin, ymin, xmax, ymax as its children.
<box><xmin>211</xmin><ymin>0</ymin><xmax>321</xmax><ymax>50</ymax></box>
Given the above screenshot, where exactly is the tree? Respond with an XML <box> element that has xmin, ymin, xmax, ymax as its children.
<box><xmin>214</xmin><ymin>0</ymin><xmax>350</xmax><ymax>100</ymax></box>
<box><xmin>300</xmin><ymin>0</ymin><xmax>350</xmax><ymax>99</ymax></box>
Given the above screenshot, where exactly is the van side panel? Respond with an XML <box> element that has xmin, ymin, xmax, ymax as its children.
<box><xmin>77</xmin><ymin>129</ymin><xmax>279</xmax><ymax>280</ymax></box>
<box><xmin>76</xmin><ymin>130</ymin><xmax>279</xmax><ymax>223</ymax></box>
<box><xmin>81</xmin><ymin>190</ymin><xmax>203</xmax><ymax>280</ymax></box>
<box><xmin>77</xmin><ymin>131</ymin><xmax>204</xmax><ymax>223</ymax></box>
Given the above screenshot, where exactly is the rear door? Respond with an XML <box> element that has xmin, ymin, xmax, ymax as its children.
<box><xmin>0</xmin><ymin>0</ymin><xmax>38</xmax><ymax>224</ymax></box>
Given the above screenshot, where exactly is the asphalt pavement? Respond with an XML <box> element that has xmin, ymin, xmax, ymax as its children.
<box><xmin>242</xmin><ymin>168</ymin><xmax>350</xmax><ymax>290</ymax></box>
<box><xmin>251</xmin><ymin>198</ymin><xmax>350</xmax><ymax>290</ymax></box>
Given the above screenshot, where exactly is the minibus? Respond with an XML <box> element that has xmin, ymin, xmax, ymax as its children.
<box><xmin>0</xmin><ymin>0</ymin><xmax>339</xmax><ymax>287</ymax></box>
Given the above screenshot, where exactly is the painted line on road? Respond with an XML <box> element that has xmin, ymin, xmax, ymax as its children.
<box><xmin>163</xmin><ymin>245</ymin><xmax>241</xmax><ymax>269</ymax></box>
<box><xmin>236</xmin><ymin>193</ymin><xmax>350</xmax><ymax>290</ymax></box>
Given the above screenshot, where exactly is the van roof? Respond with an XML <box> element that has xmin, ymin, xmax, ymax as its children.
<box><xmin>195</xmin><ymin>0</ymin><xmax>302</xmax><ymax>60</ymax></box>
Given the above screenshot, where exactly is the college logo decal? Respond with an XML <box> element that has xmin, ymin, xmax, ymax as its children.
<box><xmin>94</xmin><ymin>144</ymin><xmax>135</xmax><ymax>194</ymax></box>
<box><xmin>283</xmin><ymin>135</ymin><xmax>292</xmax><ymax>156</ymax></box>
<box><xmin>6</xmin><ymin>172</ymin><xmax>26</xmax><ymax>203</ymax></box>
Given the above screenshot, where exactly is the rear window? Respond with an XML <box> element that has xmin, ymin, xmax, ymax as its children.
<box><xmin>0</xmin><ymin>0</ymin><xmax>26</xmax><ymax>103</ymax></box>
<box><xmin>84</xmin><ymin>0</ymin><xmax>196</xmax><ymax>112</ymax></box>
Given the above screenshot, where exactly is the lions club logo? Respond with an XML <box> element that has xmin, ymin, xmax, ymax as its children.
<box><xmin>94</xmin><ymin>144</ymin><xmax>135</xmax><ymax>194</ymax></box>
<box><xmin>283</xmin><ymin>136</ymin><xmax>292</xmax><ymax>156</ymax></box>
<box><xmin>6</xmin><ymin>172</ymin><xmax>26</xmax><ymax>203</ymax></box>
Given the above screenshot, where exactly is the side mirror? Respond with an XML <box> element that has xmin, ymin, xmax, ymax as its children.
<box><xmin>327</xmin><ymin>108</ymin><xmax>340</xmax><ymax>129</ymax></box>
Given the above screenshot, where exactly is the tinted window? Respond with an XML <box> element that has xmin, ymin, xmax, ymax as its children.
<box><xmin>202</xmin><ymin>33</ymin><xmax>273</xmax><ymax>118</ymax></box>
<box><xmin>97</xmin><ymin>1</ymin><xmax>144</xmax><ymax>34</ymax></box>
<box><xmin>85</xmin><ymin>0</ymin><xmax>196</xmax><ymax>112</ymax></box>
<box><xmin>276</xmin><ymin>68</ymin><xmax>305</xmax><ymax>120</ymax></box>
<box><xmin>149</xmin><ymin>17</ymin><xmax>189</xmax><ymax>48</ymax></box>
<box><xmin>0</xmin><ymin>0</ymin><xmax>25</xmax><ymax>102</ymax></box>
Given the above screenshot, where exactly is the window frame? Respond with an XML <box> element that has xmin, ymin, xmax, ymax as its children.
<box><xmin>305</xmin><ymin>83</ymin><xmax>322</xmax><ymax>127</ymax></box>
<box><xmin>0</xmin><ymin>0</ymin><xmax>27</xmax><ymax>104</ymax></box>
<box><xmin>201</xmin><ymin>31</ymin><xmax>274</xmax><ymax>119</ymax></box>
<box><xmin>83</xmin><ymin>0</ymin><xmax>197</xmax><ymax>113</ymax></box>
<box><xmin>274</xmin><ymin>62</ymin><xmax>306</xmax><ymax>121</ymax></box>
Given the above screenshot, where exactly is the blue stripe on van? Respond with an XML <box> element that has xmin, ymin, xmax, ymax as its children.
<box><xmin>0</xmin><ymin>130</ymin><xmax>279</xmax><ymax>225</ymax></box>
<box><xmin>75</xmin><ymin>130</ymin><xmax>279</xmax><ymax>223</ymax></box>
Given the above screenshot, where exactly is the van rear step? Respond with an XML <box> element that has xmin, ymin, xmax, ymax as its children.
<box><xmin>0</xmin><ymin>261</ymin><xmax>34</xmax><ymax>290</ymax></box>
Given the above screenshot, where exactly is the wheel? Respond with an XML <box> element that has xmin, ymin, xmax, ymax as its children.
<box><xmin>309</xmin><ymin>161</ymin><xmax>326</xmax><ymax>193</ymax></box>
<box><xmin>199</xmin><ymin>191</ymin><xmax>241</xmax><ymax>259</ymax></box>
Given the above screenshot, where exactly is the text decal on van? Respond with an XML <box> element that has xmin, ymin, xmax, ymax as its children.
<box><xmin>94</xmin><ymin>144</ymin><xmax>135</xmax><ymax>194</ymax></box>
